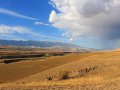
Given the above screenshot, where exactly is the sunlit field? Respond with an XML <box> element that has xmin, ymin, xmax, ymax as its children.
<box><xmin>1</xmin><ymin>49</ymin><xmax>120</xmax><ymax>90</ymax></box>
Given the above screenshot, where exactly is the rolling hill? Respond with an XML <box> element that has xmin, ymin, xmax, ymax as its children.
<box><xmin>1</xmin><ymin>51</ymin><xmax>120</xmax><ymax>90</ymax></box>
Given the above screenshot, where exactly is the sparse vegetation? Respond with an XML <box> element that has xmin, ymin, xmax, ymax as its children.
<box><xmin>47</xmin><ymin>76</ymin><xmax>53</xmax><ymax>81</ymax></box>
<box><xmin>59</xmin><ymin>71</ymin><xmax>70</xmax><ymax>80</ymax></box>
<box><xmin>1</xmin><ymin>46</ymin><xmax>120</xmax><ymax>90</ymax></box>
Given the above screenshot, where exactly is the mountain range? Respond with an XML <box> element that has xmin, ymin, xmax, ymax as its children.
<box><xmin>0</xmin><ymin>39</ymin><xmax>78</xmax><ymax>48</ymax></box>
<box><xmin>0</xmin><ymin>39</ymin><xmax>95</xmax><ymax>52</ymax></box>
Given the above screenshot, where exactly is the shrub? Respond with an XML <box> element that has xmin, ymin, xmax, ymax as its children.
<box><xmin>59</xmin><ymin>71</ymin><xmax>70</xmax><ymax>80</ymax></box>
<box><xmin>47</xmin><ymin>76</ymin><xmax>53</xmax><ymax>81</ymax></box>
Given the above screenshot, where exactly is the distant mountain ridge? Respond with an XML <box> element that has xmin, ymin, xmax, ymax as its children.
<box><xmin>0</xmin><ymin>39</ymin><xmax>79</xmax><ymax>48</ymax></box>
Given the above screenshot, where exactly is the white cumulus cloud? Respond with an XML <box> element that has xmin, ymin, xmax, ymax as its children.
<box><xmin>49</xmin><ymin>0</ymin><xmax>120</xmax><ymax>42</ymax></box>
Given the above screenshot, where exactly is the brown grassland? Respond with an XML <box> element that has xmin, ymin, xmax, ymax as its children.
<box><xmin>0</xmin><ymin>48</ymin><xmax>120</xmax><ymax>90</ymax></box>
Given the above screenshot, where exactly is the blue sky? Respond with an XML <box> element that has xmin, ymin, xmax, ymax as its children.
<box><xmin>0</xmin><ymin>0</ymin><xmax>67</xmax><ymax>41</ymax></box>
<box><xmin>0</xmin><ymin>0</ymin><xmax>120</xmax><ymax>49</ymax></box>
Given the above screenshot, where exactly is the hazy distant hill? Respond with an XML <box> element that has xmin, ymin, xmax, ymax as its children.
<box><xmin>0</xmin><ymin>39</ymin><xmax>96</xmax><ymax>52</ymax></box>
<box><xmin>0</xmin><ymin>39</ymin><xmax>79</xmax><ymax>48</ymax></box>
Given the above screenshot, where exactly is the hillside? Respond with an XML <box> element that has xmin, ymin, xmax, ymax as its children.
<box><xmin>0</xmin><ymin>53</ymin><xmax>91</xmax><ymax>83</ymax></box>
<box><xmin>1</xmin><ymin>51</ymin><xmax>120</xmax><ymax>90</ymax></box>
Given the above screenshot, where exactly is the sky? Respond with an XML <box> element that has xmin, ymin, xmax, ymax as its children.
<box><xmin>0</xmin><ymin>0</ymin><xmax>120</xmax><ymax>49</ymax></box>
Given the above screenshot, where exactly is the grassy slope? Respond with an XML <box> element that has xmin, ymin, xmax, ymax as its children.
<box><xmin>0</xmin><ymin>53</ymin><xmax>92</xmax><ymax>83</ymax></box>
<box><xmin>1</xmin><ymin>51</ymin><xmax>120</xmax><ymax>90</ymax></box>
<box><xmin>18</xmin><ymin>51</ymin><xmax>120</xmax><ymax>82</ymax></box>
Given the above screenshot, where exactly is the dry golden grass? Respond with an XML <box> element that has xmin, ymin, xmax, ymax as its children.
<box><xmin>0</xmin><ymin>53</ymin><xmax>92</xmax><ymax>83</ymax></box>
<box><xmin>1</xmin><ymin>51</ymin><xmax>120</xmax><ymax>90</ymax></box>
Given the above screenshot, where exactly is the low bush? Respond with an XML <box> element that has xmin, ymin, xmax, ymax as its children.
<box><xmin>59</xmin><ymin>71</ymin><xmax>70</xmax><ymax>80</ymax></box>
